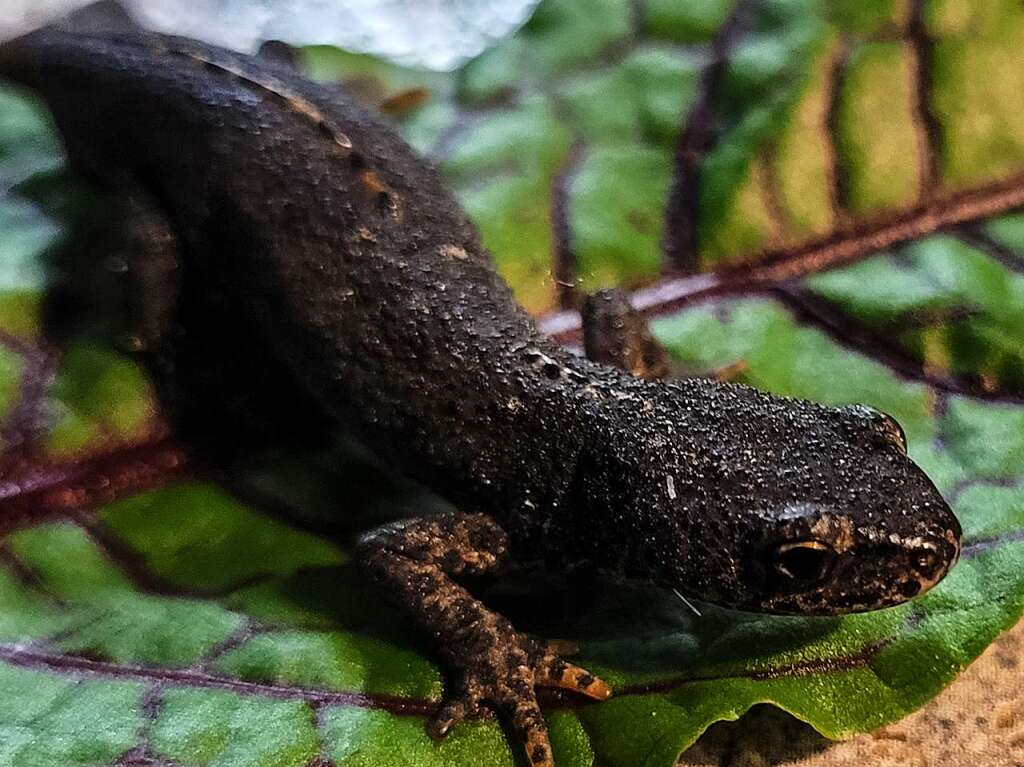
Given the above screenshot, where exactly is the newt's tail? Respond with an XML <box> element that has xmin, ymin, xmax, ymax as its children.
<box><xmin>0</xmin><ymin>32</ymin><xmax>43</xmax><ymax>89</ymax></box>
<box><xmin>0</xmin><ymin>1</ymin><xmax>142</xmax><ymax>89</ymax></box>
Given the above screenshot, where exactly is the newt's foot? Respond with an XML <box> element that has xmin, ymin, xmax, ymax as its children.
<box><xmin>427</xmin><ymin>619</ymin><xmax>611</xmax><ymax>767</ymax></box>
<box><xmin>356</xmin><ymin>513</ymin><xmax>611</xmax><ymax>766</ymax></box>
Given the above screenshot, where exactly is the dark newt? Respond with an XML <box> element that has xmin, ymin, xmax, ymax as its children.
<box><xmin>0</xmin><ymin>31</ymin><xmax>961</xmax><ymax>767</ymax></box>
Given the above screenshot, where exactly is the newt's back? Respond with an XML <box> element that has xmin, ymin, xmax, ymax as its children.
<box><xmin>0</xmin><ymin>30</ymin><xmax>592</xmax><ymax>516</ymax></box>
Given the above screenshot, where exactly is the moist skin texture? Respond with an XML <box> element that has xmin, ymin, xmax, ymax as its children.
<box><xmin>0</xmin><ymin>31</ymin><xmax>962</xmax><ymax>767</ymax></box>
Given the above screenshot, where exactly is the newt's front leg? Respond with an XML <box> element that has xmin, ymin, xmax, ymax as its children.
<box><xmin>355</xmin><ymin>513</ymin><xmax>611</xmax><ymax>767</ymax></box>
<box><xmin>581</xmin><ymin>288</ymin><xmax>670</xmax><ymax>379</ymax></box>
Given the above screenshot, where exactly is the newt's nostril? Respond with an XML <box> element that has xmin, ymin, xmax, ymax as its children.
<box><xmin>911</xmin><ymin>545</ymin><xmax>942</xmax><ymax>580</ymax></box>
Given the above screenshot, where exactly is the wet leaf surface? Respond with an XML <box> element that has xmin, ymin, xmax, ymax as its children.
<box><xmin>1</xmin><ymin>1</ymin><xmax>1024</xmax><ymax>766</ymax></box>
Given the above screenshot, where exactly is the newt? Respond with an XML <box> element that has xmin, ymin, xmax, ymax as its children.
<box><xmin>0</xmin><ymin>29</ymin><xmax>961</xmax><ymax>767</ymax></box>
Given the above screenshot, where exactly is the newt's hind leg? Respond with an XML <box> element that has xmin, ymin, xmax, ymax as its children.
<box><xmin>581</xmin><ymin>288</ymin><xmax>669</xmax><ymax>379</ymax></box>
<box><xmin>356</xmin><ymin>513</ymin><xmax>611</xmax><ymax>767</ymax></box>
<box><xmin>42</xmin><ymin>186</ymin><xmax>180</xmax><ymax>353</ymax></box>
<box><xmin>43</xmin><ymin>178</ymin><xmax>330</xmax><ymax>451</ymax></box>
<box><xmin>117</xmin><ymin>192</ymin><xmax>181</xmax><ymax>354</ymax></box>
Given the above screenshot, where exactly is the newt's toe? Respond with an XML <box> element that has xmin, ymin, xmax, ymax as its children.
<box><xmin>525</xmin><ymin>728</ymin><xmax>554</xmax><ymax>767</ymax></box>
<box><xmin>713</xmin><ymin>358</ymin><xmax>748</xmax><ymax>382</ymax></box>
<box><xmin>536</xmin><ymin>657</ymin><xmax>612</xmax><ymax>700</ymax></box>
<box><xmin>507</xmin><ymin>694</ymin><xmax>554</xmax><ymax>767</ymax></box>
<box><xmin>427</xmin><ymin>697</ymin><xmax>475</xmax><ymax>739</ymax></box>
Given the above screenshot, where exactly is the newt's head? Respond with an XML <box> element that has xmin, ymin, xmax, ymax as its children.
<box><xmin>583</xmin><ymin>377</ymin><xmax>961</xmax><ymax>615</ymax></box>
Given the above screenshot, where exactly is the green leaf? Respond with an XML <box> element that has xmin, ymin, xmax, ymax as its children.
<box><xmin>2</xmin><ymin>1</ymin><xmax>1024</xmax><ymax>766</ymax></box>
<box><xmin>0</xmin><ymin>665</ymin><xmax>143</xmax><ymax>767</ymax></box>
<box><xmin>151</xmin><ymin>688</ymin><xmax>320</xmax><ymax>767</ymax></box>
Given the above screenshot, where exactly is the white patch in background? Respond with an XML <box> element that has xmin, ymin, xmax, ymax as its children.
<box><xmin>0</xmin><ymin>0</ymin><xmax>541</xmax><ymax>71</ymax></box>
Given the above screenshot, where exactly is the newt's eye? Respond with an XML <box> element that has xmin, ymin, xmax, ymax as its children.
<box><xmin>773</xmin><ymin>541</ymin><xmax>837</xmax><ymax>584</ymax></box>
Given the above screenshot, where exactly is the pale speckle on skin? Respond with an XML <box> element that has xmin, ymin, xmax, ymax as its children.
<box><xmin>811</xmin><ymin>514</ymin><xmax>855</xmax><ymax>552</ymax></box>
<box><xmin>439</xmin><ymin>243</ymin><xmax>470</xmax><ymax>260</ymax></box>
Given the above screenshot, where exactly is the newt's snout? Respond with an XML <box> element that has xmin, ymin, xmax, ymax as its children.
<box><xmin>856</xmin><ymin>517</ymin><xmax>961</xmax><ymax>604</ymax></box>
